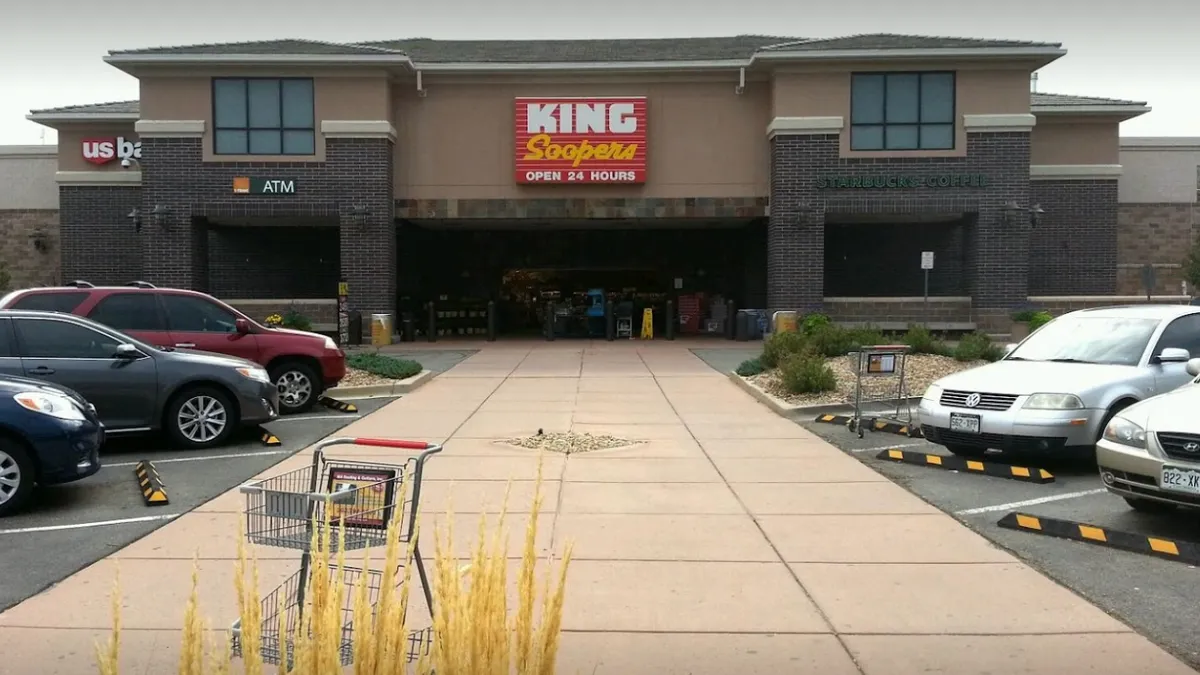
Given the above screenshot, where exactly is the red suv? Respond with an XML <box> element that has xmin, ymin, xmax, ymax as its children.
<box><xmin>0</xmin><ymin>282</ymin><xmax>346</xmax><ymax>414</ymax></box>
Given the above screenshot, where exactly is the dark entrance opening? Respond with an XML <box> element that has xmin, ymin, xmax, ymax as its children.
<box><xmin>397</xmin><ymin>219</ymin><xmax>766</xmax><ymax>337</ymax></box>
<box><xmin>823</xmin><ymin>214</ymin><xmax>971</xmax><ymax>297</ymax></box>
<box><xmin>204</xmin><ymin>218</ymin><xmax>340</xmax><ymax>298</ymax></box>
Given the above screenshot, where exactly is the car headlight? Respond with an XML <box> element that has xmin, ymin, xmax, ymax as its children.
<box><xmin>1023</xmin><ymin>393</ymin><xmax>1084</xmax><ymax>410</ymax></box>
<box><xmin>922</xmin><ymin>384</ymin><xmax>943</xmax><ymax>401</ymax></box>
<box><xmin>1102</xmin><ymin>416</ymin><xmax>1147</xmax><ymax>449</ymax></box>
<box><xmin>236</xmin><ymin>366</ymin><xmax>272</xmax><ymax>384</ymax></box>
<box><xmin>14</xmin><ymin>392</ymin><xmax>86</xmax><ymax>421</ymax></box>
<box><xmin>323</xmin><ymin>336</ymin><xmax>337</xmax><ymax>350</ymax></box>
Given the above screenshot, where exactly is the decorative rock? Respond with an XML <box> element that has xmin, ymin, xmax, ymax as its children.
<box><xmin>501</xmin><ymin>431</ymin><xmax>640</xmax><ymax>455</ymax></box>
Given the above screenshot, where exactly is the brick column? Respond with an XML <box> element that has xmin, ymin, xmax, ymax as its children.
<box><xmin>1030</xmin><ymin>176</ymin><xmax>1119</xmax><ymax>294</ymax></box>
<box><xmin>330</xmin><ymin>136</ymin><xmax>395</xmax><ymax>315</ymax></box>
<box><xmin>58</xmin><ymin>182</ymin><xmax>142</xmax><ymax>284</ymax></box>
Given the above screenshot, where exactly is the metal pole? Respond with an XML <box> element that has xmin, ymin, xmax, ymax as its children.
<box><xmin>426</xmin><ymin>302</ymin><xmax>436</xmax><ymax>342</ymax></box>
<box><xmin>923</xmin><ymin>269</ymin><xmax>930</xmax><ymax>328</ymax></box>
<box><xmin>605</xmin><ymin>300</ymin><xmax>615</xmax><ymax>341</ymax></box>
<box><xmin>545</xmin><ymin>301</ymin><xmax>555</xmax><ymax>341</ymax></box>
<box><xmin>725</xmin><ymin>299</ymin><xmax>736</xmax><ymax>340</ymax></box>
<box><xmin>486</xmin><ymin>300</ymin><xmax>496</xmax><ymax>342</ymax></box>
<box><xmin>665</xmin><ymin>299</ymin><xmax>676</xmax><ymax>341</ymax></box>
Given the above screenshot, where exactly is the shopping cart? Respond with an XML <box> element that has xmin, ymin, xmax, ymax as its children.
<box><xmin>229</xmin><ymin>436</ymin><xmax>442</xmax><ymax>667</ymax></box>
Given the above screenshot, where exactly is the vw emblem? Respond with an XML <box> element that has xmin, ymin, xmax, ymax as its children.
<box><xmin>964</xmin><ymin>393</ymin><xmax>982</xmax><ymax>408</ymax></box>
<box><xmin>1184</xmin><ymin>442</ymin><xmax>1200</xmax><ymax>453</ymax></box>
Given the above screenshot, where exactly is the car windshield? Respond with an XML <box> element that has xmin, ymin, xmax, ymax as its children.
<box><xmin>1007</xmin><ymin>316</ymin><xmax>1160</xmax><ymax>366</ymax></box>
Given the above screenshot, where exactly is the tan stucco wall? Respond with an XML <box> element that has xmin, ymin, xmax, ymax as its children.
<box><xmin>57</xmin><ymin>124</ymin><xmax>138</xmax><ymax>172</ymax></box>
<box><xmin>1119</xmin><ymin>142</ymin><xmax>1200</xmax><ymax>203</ymax></box>
<box><xmin>1030</xmin><ymin>119</ymin><xmax>1120</xmax><ymax>165</ymax></box>
<box><xmin>393</xmin><ymin>73</ymin><xmax>771</xmax><ymax>199</ymax></box>
<box><xmin>0</xmin><ymin>147</ymin><xmax>58</xmax><ymax>207</ymax></box>
<box><xmin>140</xmin><ymin>69</ymin><xmax>392</xmax><ymax>162</ymax></box>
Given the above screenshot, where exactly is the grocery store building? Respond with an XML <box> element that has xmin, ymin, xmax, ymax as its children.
<box><xmin>5</xmin><ymin>34</ymin><xmax>1170</xmax><ymax>334</ymax></box>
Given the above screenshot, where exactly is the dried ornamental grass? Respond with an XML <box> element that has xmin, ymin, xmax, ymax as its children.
<box><xmin>95</xmin><ymin>452</ymin><xmax>572</xmax><ymax>674</ymax></box>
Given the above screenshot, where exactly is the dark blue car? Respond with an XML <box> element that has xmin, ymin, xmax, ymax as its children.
<box><xmin>0</xmin><ymin>374</ymin><xmax>103</xmax><ymax>517</ymax></box>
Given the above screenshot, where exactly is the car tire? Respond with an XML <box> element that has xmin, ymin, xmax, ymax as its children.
<box><xmin>0</xmin><ymin>438</ymin><xmax>35</xmax><ymax>518</ymax></box>
<box><xmin>944</xmin><ymin>444</ymin><xmax>987</xmax><ymax>458</ymax></box>
<box><xmin>1124</xmin><ymin>497</ymin><xmax>1176</xmax><ymax>513</ymax></box>
<box><xmin>166</xmin><ymin>385</ymin><xmax>237</xmax><ymax>450</ymax></box>
<box><xmin>270</xmin><ymin>361</ymin><xmax>320</xmax><ymax>415</ymax></box>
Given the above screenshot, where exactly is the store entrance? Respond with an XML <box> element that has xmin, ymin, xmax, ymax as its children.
<box><xmin>396</xmin><ymin>219</ymin><xmax>766</xmax><ymax>338</ymax></box>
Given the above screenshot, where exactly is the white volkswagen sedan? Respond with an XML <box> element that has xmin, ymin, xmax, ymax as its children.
<box><xmin>918</xmin><ymin>305</ymin><xmax>1200</xmax><ymax>459</ymax></box>
<box><xmin>1097</xmin><ymin>357</ymin><xmax>1200</xmax><ymax>512</ymax></box>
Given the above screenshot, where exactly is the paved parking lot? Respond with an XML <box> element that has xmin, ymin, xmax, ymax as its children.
<box><xmin>0</xmin><ymin>396</ymin><xmax>396</xmax><ymax>613</ymax></box>
<box><xmin>799</xmin><ymin>415</ymin><xmax>1200</xmax><ymax>670</ymax></box>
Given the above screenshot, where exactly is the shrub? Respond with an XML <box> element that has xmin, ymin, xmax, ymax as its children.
<box><xmin>1184</xmin><ymin>239</ymin><xmax>1200</xmax><ymax>291</ymax></box>
<box><xmin>903</xmin><ymin>325</ymin><xmax>950</xmax><ymax>356</ymax></box>
<box><xmin>348</xmin><ymin>352</ymin><xmax>423</xmax><ymax>380</ymax></box>
<box><xmin>736</xmin><ymin>357</ymin><xmax>766</xmax><ymax>377</ymax></box>
<box><xmin>779</xmin><ymin>351</ymin><xmax>837</xmax><ymax>394</ymax></box>
<box><xmin>0</xmin><ymin>261</ymin><xmax>10</xmax><ymax>294</ymax></box>
<box><xmin>761</xmin><ymin>330</ymin><xmax>808</xmax><ymax>368</ymax></box>
<box><xmin>954</xmin><ymin>331</ymin><xmax>1004</xmax><ymax>362</ymax></box>
<box><xmin>280</xmin><ymin>307</ymin><xmax>313</xmax><ymax>331</ymax></box>
<box><xmin>1027</xmin><ymin>310</ymin><xmax>1053</xmax><ymax>331</ymax></box>
<box><xmin>845</xmin><ymin>327</ymin><xmax>886</xmax><ymax>349</ymax></box>
<box><xmin>800</xmin><ymin>312</ymin><xmax>831</xmax><ymax>335</ymax></box>
<box><xmin>806</xmin><ymin>324</ymin><xmax>885</xmax><ymax>357</ymax></box>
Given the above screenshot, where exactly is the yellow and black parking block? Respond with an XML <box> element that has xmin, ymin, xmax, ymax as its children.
<box><xmin>875</xmin><ymin>449</ymin><xmax>1055</xmax><ymax>483</ymax></box>
<box><xmin>868</xmin><ymin>418</ymin><xmax>924</xmax><ymax>438</ymax></box>
<box><xmin>260</xmin><ymin>429</ymin><xmax>281</xmax><ymax>446</ymax></box>
<box><xmin>813</xmin><ymin>413</ymin><xmax>853</xmax><ymax>427</ymax></box>
<box><xmin>134</xmin><ymin>460</ymin><xmax>168</xmax><ymax>506</ymax></box>
<box><xmin>997</xmin><ymin>512</ymin><xmax>1200</xmax><ymax>565</ymax></box>
<box><xmin>318</xmin><ymin>395</ymin><xmax>358</xmax><ymax>413</ymax></box>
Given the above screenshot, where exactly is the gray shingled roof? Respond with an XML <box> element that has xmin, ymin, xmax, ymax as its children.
<box><xmin>107</xmin><ymin>33</ymin><xmax>1062</xmax><ymax>63</ymax></box>
<box><xmin>108</xmin><ymin>39</ymin><xmax>403</xmax><ymax>57</ymax></box>
<box><xmin>28</xmin><ymin>100</ymin><xmax>140</xmax><ymax>116</ymax></box>
<box><xmin>761</xmin><ymin>34</ymin><xmax>1061</xmax><ymax>52</ymax></box>
<box><xmin>358</xmin><ymin>36</ymin><xmax>800</xmax><ymax>63</ymax></box>
<box><xmin>29</xmin><ymin>92</ymin><xmax>1147</xmax><ymax>119</ymax></box>
<box><xmin>1031</xmin><ymin>92</ymin><xmax>1147</xmax><ymax>107</ymax></box>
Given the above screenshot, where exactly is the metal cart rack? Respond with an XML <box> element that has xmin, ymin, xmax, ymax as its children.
<box><xmin>230</xmin><ymin>436</ymin><xmax>442</xmax><ymax>666</ymax></box>
<box><xmin>848</xmin><ymin>344</ymin><xmax>914</xmax><ymax>438</ymax></box>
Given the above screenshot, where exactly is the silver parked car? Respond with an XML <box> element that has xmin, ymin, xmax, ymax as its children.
<box><xmin>918</xmin><ymin>305</ymin><xmax>1200</xmax><ymax>459</ymax></box>
<box><xmin>1096</xmin><ymin>357</ymin><xmax>1200</xmax><ymax>512</ymax></box>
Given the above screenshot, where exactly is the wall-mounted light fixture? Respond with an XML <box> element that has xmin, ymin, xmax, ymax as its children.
<box><xmin>348</xmin><ymin>204</ymin><xmax>370</xmax><ymax>225</ymax></box>
<box><xmin>151</xmin><ymin>204</ymin><xmax>170</xmax><ymax>228</ymax></box>
<box><xmin>1003</xmin><ymin>201</ymin><xmax>1045</xmax><ymax>228</ymax></box>
<box><xmin>127</xmin><ymin>207</ymin><xmax>142</xmax><ymax>233</ymax></box>
<box><xmin>30</xmin><ymin>229</ymin><xmax>51</xmax><ymax>253</ymax></box>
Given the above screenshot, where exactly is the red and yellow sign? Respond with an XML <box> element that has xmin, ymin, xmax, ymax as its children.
<box><xmin>514</xmin><ymin>96</ymin><xmax>647</xmax><ymax>184</ymax></box>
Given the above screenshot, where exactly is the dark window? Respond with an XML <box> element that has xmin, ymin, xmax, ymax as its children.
<box><xmin>88</xmin><ymin>293</ymin><xmax>166</xmax><ymax>331</ymax></box>
<box><xmin>162</xmin><ymin>295</ymin><xmax>239</xmax><ymax>333</ymax></box>
<box><xmin>850</xmin><ymin>72</ymin><xmax>955</xmax><ymax>151</ymax></box>
<box><xmin>10</xmin><ymin>291</ymin><xmax>88</xmax><ymax>313</ymax></box>
<box><xmin>213</xmin><ymin>78</ymin><xmax>315</xmax><ymax>155</ymax></box>
<box><xmin>1153</xmin><ymin>315</ymin><xmax>1200</xmax><ymax>357</ymax></box>
<box><xmin>14</xmin><ymin>318</ymin><xmax>122</xmax><ymax>359</ymax></box>
<box><xmin>0</xmin><ymin>319</ymin><xmax>12</xmax><ymax>358</ymax></box>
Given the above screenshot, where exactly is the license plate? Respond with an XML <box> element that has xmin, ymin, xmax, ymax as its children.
<box><xmin>949</xmin><ymin>413</ymin><xmax>981</xmax><ymax>434</ymax></box>
<box><xmin>1160</xmin><ymin>466</ymin><xmax>1200</xmax><ymax>495</ymax></box>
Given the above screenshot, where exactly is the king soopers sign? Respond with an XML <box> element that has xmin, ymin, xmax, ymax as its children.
<box><xmin>514</xmin><ymin>97</ymin><xmax>647</xmax><ymax>185</ymax></box>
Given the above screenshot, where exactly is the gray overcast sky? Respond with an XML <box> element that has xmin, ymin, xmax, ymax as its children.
<box><xmin>2</xmin><ymin>0</ymin><xmax>1196</xmax><ymax>144</ymax></box>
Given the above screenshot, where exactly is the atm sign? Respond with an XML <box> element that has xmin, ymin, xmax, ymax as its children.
<box><xmin>514</xmin><ymin>97</ymin><xmax>647</xmax><ymax>184</ymax></box>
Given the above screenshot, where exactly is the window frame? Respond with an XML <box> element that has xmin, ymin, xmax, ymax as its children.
<box><xmin>849</xmin><ymin>71</ymin><xmax>957</xmax><ymax>151</ymax></box>
<box><xmin>86</xmin><ymin>292</ymin><xmax>168</xmax><ymax>332</ymax></box>
<box><xmin>211</xmin><ymin>77</ymin><xmax>316</xmax><ymax>156</ymax></box>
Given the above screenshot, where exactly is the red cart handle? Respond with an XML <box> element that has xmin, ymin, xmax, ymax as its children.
<box><xmin>350</xmin><ymin>437</ymin><xmax>430</xmax><ymax>450</ymax></box>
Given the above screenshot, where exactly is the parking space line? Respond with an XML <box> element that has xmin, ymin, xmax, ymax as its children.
<box><xmin>852</xmin><ymin>442</ymin><xmax>927</xmax><ymax>453</ymax></box>
<box><xmin>103</xmin><ymin>449</ymin><xmax>291</xmax><ymax>469</ymax></box>
<box><xmin>955</xmin><ymin>489</ymin><xmax>1106</xmax><ymax>515</ymax></box>
<box><xmin>0</xmin><ymin>513</ymin><xmax>179</xmax><ymax>535</ymax></box>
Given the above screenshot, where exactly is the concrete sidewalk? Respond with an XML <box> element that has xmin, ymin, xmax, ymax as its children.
<box><xmin>0</xmin><ymin>341</ymin><xmax>1194</xmax><ymax>674</ymax></box>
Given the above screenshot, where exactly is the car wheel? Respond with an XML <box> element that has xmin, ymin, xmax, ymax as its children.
<box><xmin>1124</xmin><ymin>497</ymin><xmax>1176</xmax><ymax>513</ymax></box>
<box><xmin>270</xmin><ymin>361</ymin><xmax>320</xmax><ymax>415</ymax></box>
<box><xmin>944</xmin><ymin>444</ymin><xmax>987</xmax><ymax>458</ymax></box>
<box><xmin>0</xmin><ymin>438</ymin><xmax>35</xmax><ymax>518</ymax></box>
<box><xmin>166</xmin><ymin>386</ymin><xmax>237</xmax><ymax>450</ymax></box>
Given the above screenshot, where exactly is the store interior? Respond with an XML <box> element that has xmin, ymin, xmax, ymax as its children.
<box><xmin>397</xmin><ymin>219</ymin><xmax>767</xmax><ymax>338</ymax></box>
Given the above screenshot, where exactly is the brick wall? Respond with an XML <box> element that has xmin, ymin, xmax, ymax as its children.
<box><xmin>0</xmin><ymin>209</ymin><xmax>60</xmax><ymax>291</ymax></box>
<box><xmin>59</xmin><ymin>186</ymin><xmax>142</xmax><ymax>285</ymax></box>
<box><xmin>824</xmin><ymin>297</ymin><xmax>973</xmax><ymax>324</ymax></box>
<box><xmin>226</xmin><ymin>299</ymin><xmax>337</xmax><ymax>326</ymax></box>
<box><xmin>137</xmin><ymin>137</ymin><xmax>394</xmax><ymax>314</ymax></box>
<box><xmin>1116</xmin><ymin>203</ymin><xmax>1199</xmax><ymax>295</ymax></box>
<box><xmin>1028</xmin><ymin>180</ymin><xmax>1118</xmax><ymax>295</ymax></box>
<box><xmin>768</xmin><ymin>132</ymin><xmax>1031</xmax><ymax>317</ymax></box>
<box><xmin>1029</xmin><ymin>295</ymin><xmax>1191</xmax><ymax>315</ymax></box>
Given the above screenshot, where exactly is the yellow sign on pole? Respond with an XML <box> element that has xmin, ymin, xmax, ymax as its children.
<box><xmin>640</xmin><ymin>308</ymin><xmax>654</xmax><ymax>339</ymax></box>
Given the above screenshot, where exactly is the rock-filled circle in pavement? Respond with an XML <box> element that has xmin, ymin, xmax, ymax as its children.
<box><xmin>502</xmin><ymin>431</ymin><xmax>641</xmax><ymax>454</ymax></box>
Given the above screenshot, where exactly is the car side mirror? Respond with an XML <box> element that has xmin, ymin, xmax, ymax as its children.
<box><xmin>1187</xmin><ymin>357</ymin><xmax>1200</xmax><ymax>376</ymax></box>
<box><xmin>1157</xmin><ymin>347</ymin><xmax>1191</xmax><ymax>364</ymax></box>
<box><xmin>114</xmin><ymin>343</ymin><xmax>140</xmax><ymax>360</ymax></box>
<box><xmin>235</xmin><ymin>318</ymin><xmax>251</xmax><ymax>334</ymax></box>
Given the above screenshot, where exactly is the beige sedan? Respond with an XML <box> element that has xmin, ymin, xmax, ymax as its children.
<box><xmin>1097</xmin><ymin>358</ymin><xmax>1200</xmax><ymax>512</ymax></box>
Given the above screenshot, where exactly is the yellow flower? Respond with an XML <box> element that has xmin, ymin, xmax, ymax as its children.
<box><xmin>264</xmin><ymin>313</ymin><xmax>283</xmax><ymax>326</ymax></box>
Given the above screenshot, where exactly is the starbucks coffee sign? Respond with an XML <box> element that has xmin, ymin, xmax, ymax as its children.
<box><xmin>817</xmin><ymin>174</ymin><xmax>989</xmax><ymax>189</ymax></box>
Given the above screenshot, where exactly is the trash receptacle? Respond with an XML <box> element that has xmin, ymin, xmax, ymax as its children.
<box><xmin>370</xmin><ymin>313</ymin><xmax>394</xmax><ymax>346</ymax></box>
<box><xmin>773</xmin><ymin>310</ymin><xmax>798</xmax><ymax>334</ymax></box>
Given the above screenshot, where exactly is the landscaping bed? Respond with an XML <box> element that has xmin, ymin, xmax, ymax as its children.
<box><xmin>737</xmin><ymin>316</ymin><xmax>1004</xmax><ymax>407</ymax></box>
<box><xmin>343</xmin><ymin>352</ymin><xmax>423</xmax><ymax>386</ymax></box>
